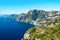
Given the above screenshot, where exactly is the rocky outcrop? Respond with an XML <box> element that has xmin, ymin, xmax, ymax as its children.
<box><xmin>23</xmin><ymin>21</ymin><xmax>60</xmax><ymax>40</ymax></box>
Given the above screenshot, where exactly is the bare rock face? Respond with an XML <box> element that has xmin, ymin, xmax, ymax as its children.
<box><xmin>16</xmin><ymin>10</ymin><xmax>60</xmax><ymax>26</ymax></box>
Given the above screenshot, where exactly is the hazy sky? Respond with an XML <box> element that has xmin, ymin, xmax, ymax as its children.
<box><xmin>0</xmin><ymin>0</ymin><xmax>60</xmax><ymax>15</ymax></box>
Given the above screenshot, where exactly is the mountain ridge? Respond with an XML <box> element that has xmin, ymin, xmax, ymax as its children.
<box><xmin>16</xmin><ymin>10</ymin><xmax>60</xmax><ymax>26</ymax></box>
<box><xmin>2</xmin><ymin>9</ymin><xmax>60</xmax><ymax>26</ymax></box>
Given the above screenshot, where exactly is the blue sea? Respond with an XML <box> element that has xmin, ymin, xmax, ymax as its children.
<box><xmin>0</xmin><ymin>17</ymin><xmax>34</xmax><ymax>40</ymax></box>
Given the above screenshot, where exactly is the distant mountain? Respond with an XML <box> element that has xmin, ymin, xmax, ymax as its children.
<box><xmin>2</xmin><ymin>9</ymin><xmax>60</xmax><ymax>26</ymax></box>
<box><xmin>3</xmin><ymin>14</ymin><xmax>18</xmax><ymax>19</ymax></box>
<box><xmin>16</xmin><ymin>9</ymin><xmax>60</xmax><ymax>26</ymax></box>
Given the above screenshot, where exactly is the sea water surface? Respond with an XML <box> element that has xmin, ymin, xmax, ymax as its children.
<box><xmin>0</xmin><ymin>17</ymin><xmax>34</xmax><ymax>40</ymax></box>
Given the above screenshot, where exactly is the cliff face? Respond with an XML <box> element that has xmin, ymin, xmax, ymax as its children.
<box><xmin>16</xmin><ymin>10</ymin><xmax>60</xmax><ymax>26</ymax></box>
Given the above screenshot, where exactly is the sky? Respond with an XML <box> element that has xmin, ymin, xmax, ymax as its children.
<box><xmin>0</xmin><ymin>0</ymin><xmax>60</xmax><ymax>15</ymax></box>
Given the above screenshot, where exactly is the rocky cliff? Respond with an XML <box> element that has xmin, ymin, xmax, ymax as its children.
<box><xmin>16</xmin><ymin>10</ymin><xmax>60</xmax><ymax>26</ymax></box>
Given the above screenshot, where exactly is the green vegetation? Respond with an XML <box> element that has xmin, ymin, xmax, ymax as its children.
<box><xmin>23</xmin><ymin>21</ymin><xmax>60</xmax><ymax>40</ymax></box>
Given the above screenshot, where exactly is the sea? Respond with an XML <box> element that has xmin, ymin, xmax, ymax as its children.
<box><xmin>0</xmin><ymin>17</ymin><xmax>34</xmax><ymax>40</ymax></box>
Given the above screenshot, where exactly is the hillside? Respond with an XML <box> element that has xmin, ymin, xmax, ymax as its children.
<box><xmin>23</xmin><ymin>21</ymin><xmax>60</xmax><ymax>40</ymax></box>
